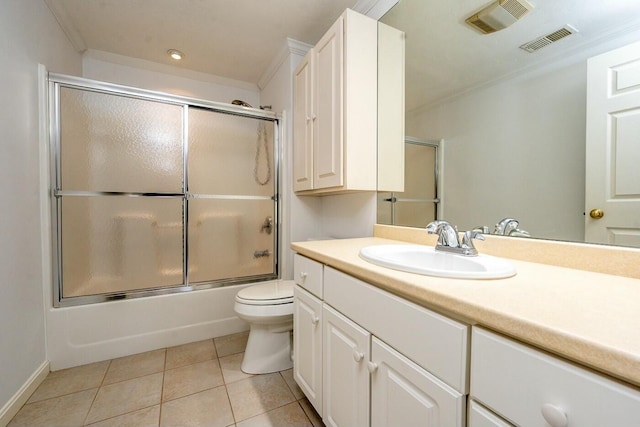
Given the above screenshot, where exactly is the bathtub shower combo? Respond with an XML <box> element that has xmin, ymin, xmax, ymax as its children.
<box><xmin>49</xmin><ymin>74</ymin><xmax>280</xmax><ymax>307</ymax></box>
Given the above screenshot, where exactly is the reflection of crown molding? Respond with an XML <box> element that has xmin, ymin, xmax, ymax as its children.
<box><xmin>258</xmin><ymin>38</ymin><xmax>312</xmax><ymax>90</ymax></box>
<box><xmin>44</xmin><ymin>0</ymin><xmax>86</xmax><ymax>52</ymax></box>
<box><xmin>353</xmin><ymin>0</ymin><xmax>399</xmax><ymax>20</ymax></box>
<box><xmin>408</xmin><ymin>20</ymin><xmax>640</xmax><ymax>116</ymax></box>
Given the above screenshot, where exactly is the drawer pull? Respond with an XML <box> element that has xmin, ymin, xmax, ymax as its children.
<box><xmin>311</xmin><ymin>316</ymin><xmax>320</xmax><ymax>326</ymax></box>
<box><xmin>353</xmin><ymin>351</ymin><xmax>364</xmax><ymax>363</ymax></box>
<box><xmin>299</xmin><ymin>272</ymin><xmax>307</xmax><ymax>282</ymax></box>
<box><xmin>367</xmin><ymin>361</ymin><xmax>378</xmax><ymax>373</ymax></box>
<box><xmin>541</xmin><ymin>403</ymin><xmax>568</xmax><ymax>427</ymax></box>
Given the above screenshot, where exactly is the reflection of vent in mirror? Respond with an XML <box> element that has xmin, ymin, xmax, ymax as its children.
<box><xmin>465</xmin><ymin>0</ymin><xmax>534</xmax><ymax>34</ymax></box>
<box><xmin>520</xmin><ymin>26</ymin><xmax>578</xmax><ymax>53</ymax></box>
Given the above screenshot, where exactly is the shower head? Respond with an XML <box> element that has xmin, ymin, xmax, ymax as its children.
<box><xmin>231</xmin><ymin>99</ymin><xmax>253</xmax><ymax>108</ymax></box>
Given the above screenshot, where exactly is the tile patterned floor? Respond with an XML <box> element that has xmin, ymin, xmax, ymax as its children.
<box><xmin>9</xmin><ymin>332</ymin><xmax>324</xmax><ymax>427</ymax></box>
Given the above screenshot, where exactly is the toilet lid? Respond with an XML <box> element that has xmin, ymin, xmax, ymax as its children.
<box><xmin>236</xmin><ymin>280</ymin><xmax>294</xmax><ymax>305</ymax></box>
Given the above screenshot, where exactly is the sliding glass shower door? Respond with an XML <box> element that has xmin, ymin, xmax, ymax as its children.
<box><xmin>187</xmin><ymin>108</ymin><xmax>276</xmax><ymax>283</ymax></box>
<box><xmin>51</xmin><ymin>75</ymin><xmax>278</xmax><ymax>306</ymax></box>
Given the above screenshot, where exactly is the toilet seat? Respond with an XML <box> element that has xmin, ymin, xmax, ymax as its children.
<box><xmin>235</xmin><ymin>281</ymin><xmax>294</xmax><ymax>306</ymax></box>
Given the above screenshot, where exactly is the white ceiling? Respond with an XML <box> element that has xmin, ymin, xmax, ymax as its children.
<box><xmin>46</xmin><ymin>0</ymin><xmax>640</xmax><ymax>110</ymax></box>
<box><xmin>45</xmin><ymin>0</ymin><xmax>360</xmax><ymax>84</ymax></box>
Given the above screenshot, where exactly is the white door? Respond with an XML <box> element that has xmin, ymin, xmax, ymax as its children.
<box><xmin>585</xmin><ymin>40</ymin><xmax>640</xmax><ymax>247</ymax></box>
<box><xmin>370</xmin><ymin>337</ymin><xmax>465</xmax><ymax>427</ymax></box>
<box><xmin>323</xmin><ymin>304</ymin><xmax>369</xmax><ymax>427</ymax></box>
<box><xmin>293</xmin><ymin>286</ymin><xmax>323</xmax><ymax>414</ymax></box>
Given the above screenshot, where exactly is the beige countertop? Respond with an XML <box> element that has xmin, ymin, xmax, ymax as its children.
<box><xmin>291</xmin><ymin>236</ymin><xmax>640</xmax><ymax>389</ymax></box>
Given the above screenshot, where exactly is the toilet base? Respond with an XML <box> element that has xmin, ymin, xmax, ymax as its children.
<box><xmin>241</xmin><ymin>322</ymin><xmax>293</xmax><ymax>374</ymax></box>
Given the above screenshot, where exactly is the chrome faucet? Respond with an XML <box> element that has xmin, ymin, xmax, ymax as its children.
<box><xmin>494</xmin><ymin>218</ymin><xmax>520</xmax><ymax>236</ymax></box>
<box><xmin>426</xmin><ymin>220</ymin><xmax>484</xmax><ymax>256</ymax></box>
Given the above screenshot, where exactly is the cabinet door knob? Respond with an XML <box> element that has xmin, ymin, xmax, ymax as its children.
<box><xmin>367</xmin><ymin>361</ymin><xmax>378</xmax><ymax>373</ymax></box>
<box><xmin>311</xmin><ymin>316</ymin><xmax>320</xmax><ymax>326</ymax></box>
<box><xmin>541</xmin><ymin>403</ymin><xmax>568</xmax><ymax>427</ymax></box>
<box><xmin>353</xmin><ymin>351</ymin><xmax>364</xmax><ymax>363</ymax></box>
<box><xmin>299</xmin><ymin>272</ymin><xmax>307</xmax><ymax>282</ymax></box>
<box><xmin>311</xmin><ymin>113</ymin><xmax>317</xmax><ymax>121</ymax></box>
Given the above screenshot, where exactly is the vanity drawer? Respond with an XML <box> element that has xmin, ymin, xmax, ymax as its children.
<box><xmin>324</xmin><ymin>266</ymin><xmax>469</xmax><ymax>393</ymax></box>
<box><xmin>294</xmin><ymin>254</ymin><xmax>323</xmax><ymax>298</ymax></box>
<box><xmin>471</xmin><ymin>327</ymin><xmax>640</xmax><ymax>427</ymax></box>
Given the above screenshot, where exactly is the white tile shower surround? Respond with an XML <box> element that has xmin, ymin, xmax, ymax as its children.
<box><xmin>8</xmin><ymin>332</ymin><xmax>324</xmax><ymax>427</ymax></box>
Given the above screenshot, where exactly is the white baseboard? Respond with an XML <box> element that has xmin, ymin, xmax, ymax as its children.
<box><xmin>0</xmin><ymin>361</ymin><xmax>49</xmax><ymax>427</ymax></box>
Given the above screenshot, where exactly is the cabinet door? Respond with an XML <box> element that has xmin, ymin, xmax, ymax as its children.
<box><xmin>468</xmin><ymin>400</ymin><xmax>515</xmax><ymax>427</ymax></box>
<box><xmin>370</xmin><ymin>337</ymin><xmax>465</xmax><ymax>427</ymax></box>
<box><xmin>323</xmin><ymin>304</ymin><xmax>369</xmax><ymax>427</ymax></box>
<box><xmin>314</xmin><ymin>16</ymin><xmax>344</xmax><ymax>190</ymax></box>
<box><xmin>293</xmin><ymin>285</ymin><xmax>323</xmax><ymax>414</ymax></box>
<box><xmin>293</xmin><ymin>51</ymin><xmax>314</xmax><ymax>192</ymax></box>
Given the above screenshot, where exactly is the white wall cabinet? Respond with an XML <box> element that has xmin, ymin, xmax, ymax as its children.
<box><xmin>292</xmin><ymin>51</ymin><xmax>314</xmax><ymax>192</ymax></box>
<box><xmin>293</xmin><ymin>9</ymin><xmax>389</xmax><ymax>195</ymax></box>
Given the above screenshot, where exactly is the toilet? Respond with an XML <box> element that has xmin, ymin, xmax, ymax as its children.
<box><xmin>234</xmin><ymin>280</ymin><xmax>295</xmax><ymax>374</ymax></box>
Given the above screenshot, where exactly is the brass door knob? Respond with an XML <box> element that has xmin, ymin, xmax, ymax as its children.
<box><xmin>589</xmin><ymin>209</ymin><xmax>604</xmax><ymax>219</ymax></box>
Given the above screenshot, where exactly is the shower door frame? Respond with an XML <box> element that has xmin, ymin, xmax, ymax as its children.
<box><xmin>384</xmin><ymin>137</ymin><xmax>441</xmax><ymax>226</ymax></box>
<box><xmin>49</xmin><ymin>73</ymin><xmax>281</xmax><ymax>307</ymax></box>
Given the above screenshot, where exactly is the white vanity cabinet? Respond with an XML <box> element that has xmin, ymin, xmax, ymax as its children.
<box><xmin>293</xmin><ymin>285</ymin><xmax>323</xmax><ymax>414</ymax></box>
<box><xmin>293</xmin><ymin>254</ymin><xmax>324</xmax><ymax>414</ymax></box>
<box><xmin>371</xmin><ymin>337</ymin><xmax>465</xmax><ymax>427</ymax></box>
<box><xmin>293</xmin><ymin>9</ymin><xmax>395</xmax><ymax>194</ymax></box>
<box><xmin>471</xmin><ymin>327</ymin><xmax>640</xmax><ymax>427</ymax></box>
<box><xmin>467</xmin><ymin>400</ymin><xmax>514</xmax><ymax>427</ymax></box>
<box><xmin>323</xmin><ymin>305</ymin><xmax>371</xmax><ymax>427</ymax></box>
<box><xmin>293</xmin><ymin>254</ymin><xmax>467</xmax><ymax>427</ymax></box>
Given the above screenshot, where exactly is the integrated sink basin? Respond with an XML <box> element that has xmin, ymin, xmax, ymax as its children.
<box><xmin>359</xmin><ymin>244</ymin><xmax>517</xmax><ymax>279</ymax></box>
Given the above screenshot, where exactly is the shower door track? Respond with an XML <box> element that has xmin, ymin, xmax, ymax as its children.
<box><xmin>49</xmin><ymin>73</ymin><xmax>281</xmax><ymax>308</ymax></box>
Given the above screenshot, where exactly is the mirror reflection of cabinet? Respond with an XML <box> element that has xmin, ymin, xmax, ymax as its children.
<box><xmin>378</xmin><ymin>138</ymin><xmax>441</xmax><ymax>227</ymax></box>
<box><xmin>292</xmin><ymin>9</ymin><xmax>404</xmax><ymax>195</ymax></box>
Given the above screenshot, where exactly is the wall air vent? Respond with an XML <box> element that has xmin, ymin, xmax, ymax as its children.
<box><xmin>466</xmin><ymin>0</ymin><xmax>534</xmax><ymax>34</ymax></box>
<box><xmin>520</xmin><ymin>26</ymin><xmax>578</xmax><ymax>53</ymax></box>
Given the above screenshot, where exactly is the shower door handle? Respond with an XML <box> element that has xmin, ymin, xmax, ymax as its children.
<box><xmin>253</xmin><ymin>250</ymin><xmax>271</xmax><ymax>258</ymax></box>
<box><xmin>260</xmin><ymin>216</ymin><xmax>273</xmax><ymax>234</ymax></box>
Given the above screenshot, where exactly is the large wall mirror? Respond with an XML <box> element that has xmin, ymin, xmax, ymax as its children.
<box><xmin>377</xmin><ymin>0</ymin><xmax>640</xmax><ymax>248</ymax></box>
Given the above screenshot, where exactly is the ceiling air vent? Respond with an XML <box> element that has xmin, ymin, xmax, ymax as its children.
<box><xmin>519</xmin><ymin>26</ymin><xmax>578</xmax><ymax>53</ymax></box>
<box><xmin>466</xmin><ymin>0</ymin><xmax>534</xmax><ymax>34</ymax></box>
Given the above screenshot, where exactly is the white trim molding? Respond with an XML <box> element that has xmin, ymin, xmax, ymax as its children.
<box><xmin>353</xmin><ymin>0</ymin><xmax>399</xmax><ymax>20</ymax></box>
<box><xmin>44</xmin><ymin>0</ymin><xmax>87</xmax><ymax>52</ymax></box>
<box><xmin>258</xmin><ymin>38</ymin><xmax>313</xmax><ymax>90</ymax></box>
<box><xmin>0</xmin><ymin>361</ymin><xmax>50</xmax><ymax>426</ymax></box>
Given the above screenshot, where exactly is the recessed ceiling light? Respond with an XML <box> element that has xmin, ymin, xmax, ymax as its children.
<box><xmin>167</xmin><ymin>49</ymin><xmax>184</xmax><ymax>60</ymax></box>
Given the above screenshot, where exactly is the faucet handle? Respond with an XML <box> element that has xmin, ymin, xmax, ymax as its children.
<box><xmin>425</xmin><ymin>220</ymin><xmax>450</xmax><ymax>233</ymax></box>
<box><xmin>426</xmin><ymin>220</ymin><xmax>460</xmax><ymax>248</ymax></box>
<box><xmin>461</xmin><ymin>230</ymin><xmax>485</xmax><ymax>256</ymax></box>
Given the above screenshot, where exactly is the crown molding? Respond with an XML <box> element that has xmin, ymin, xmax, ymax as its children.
<box><xmin>258</xmin><ymin>38</ymin><xmax>312</xmax><ymax>90</ymax></box>
<box><xmin>353</xmin><ymin>0</ymin><xmax>399</xmax><ymax>20</ymax></box>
